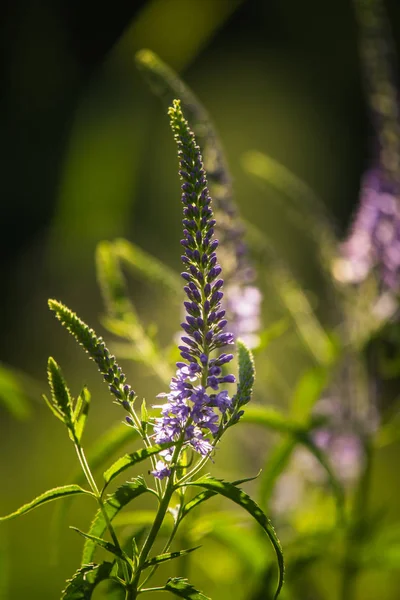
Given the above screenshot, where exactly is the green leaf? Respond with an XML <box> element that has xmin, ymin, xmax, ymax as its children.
<box><xmin>70</xmin><ymin>527</ymin><xmax>123</xmax><ymax>559</ymax></box>
<box><xmin>235</xmin><ymin>340</ymin><xmax>255</xmax><ymax>409</ymax></box>
<box><xmin>61</xmin><ymin>562</ymin><xmax>115</xmax><ymax>599</ymax></box>
<box><xmin>185</xmin><ymin>476</ymin><xmax>284</xmax><ymax>599</ymax></box>
<box><xmin>113</xmin><ymin>238</ymin><xmax>181</xmax><ymax>297</ymax></box>
<box><xmin>73</xmin><ymin>386</ymin><xmax>91</xmax><ymax>442</ymax></box>
<box><xmin>241</xmin><ymin>150</ymin><xmax>338</xmax><ymax>268</ymax></box>
<box><xmin>82</xmin><ymin>478</ymin><xmax>150</xmax><ymax>565</ymax></box>
<box><xmin>259</xmin><ymin>438</ymin><xmax>297</xmax><ymax>509</ymax></box>
<box><xmin>103</xmin><ymin>442</ymin><xmax>175</xmax><ymax>488</ymax></box>
<box><xmin>47</xmin><ymin>357</ymin><xmax>73</xmax><ymax>424</ymax></box>
<box><xmin>143</xmin><ymin>546</ymin><xmax>200</xmax><ymax>569</ymax></box>
<box><xmin>255</xmin><ymin>319</ymin><xmax>290</xmax><ymax>353</ymax></box>
<box><xmin>164</xmin><ymin>577</ymin><xmax>210</xmax><ymax>599</ymax></box>
<box><xmin>242</xmin><ymin>405</ymin><xmax>302</xmax><ymax>435</ymax></box>
<box><xmin>0</xmin><ymin>485</ymin><xmax>93</xmax><ymax>521</ymax></box>
<box><xmin>181</xmin><ymin>474</ymin><xmax>260</xmax><ymax>520</ymax></box>
<box><xmin>96</xmin><ymin>240</ymin><xmax>138</xmax><ymax>321</ymax></box>
<box><xmin>290</xmin><ymin>365</ymin><xmax>330</xmax><ymax>423</ymax></box>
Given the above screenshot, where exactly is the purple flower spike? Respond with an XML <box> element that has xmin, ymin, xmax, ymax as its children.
<box><xmin>151</xmin><ymin>100</ymin><xmax>236</xmax><ymax>479</ymax></box>
<box><xmin>334</xmin><ymin>169</ymin><xmax>400</xmax><ymax>293</ymax></box>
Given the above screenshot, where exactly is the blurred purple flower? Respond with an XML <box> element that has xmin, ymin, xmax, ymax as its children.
<box><xmin>334</xmin><ymin>169</ymin><xmax>400</xmax><ymax>292</ymax></box>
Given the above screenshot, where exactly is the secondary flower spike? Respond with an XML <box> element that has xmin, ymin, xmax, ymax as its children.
<box><xmin>151</xmin><ymin>100</ymin><xmax>235</xmax><ymax>479</ymax></box>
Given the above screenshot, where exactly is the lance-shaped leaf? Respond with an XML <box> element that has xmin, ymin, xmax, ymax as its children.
<box><xmin>73</xmin><ymin>386</ymin><xmax>91</xmax><ymax>442</ymax></box>
<box><xmin>70</xmin><ymin>527</ymin><xmax>124</xmax><ymax>560</ymax></box>
<box><xmin>183</xmin><ymin>476</ymin><xmax>284</xmax><ymax>599</ymax></box>
<box><xmin>180</xmin><ymin>474</ymin><xmax>260</xmax><ymax>521</ymax></box>
<box><xmin>47</xmin><ymin>357</ymin><xmax>73</xmax><ymax>425</ymax></box>
<box><xmin>143</xmin><ymin>546</ymin><xmax>200</xmax><ymax>569</ymax></box>
<box><xmin>61</xmin><ymin>562</ymin><xmax>115</xmax><ymax>599</ymax></box>
<box><xmin>164</xmin><ymin>577</ymin><xmax>210</xmax><ymax>599</ymax></box>
<box><xmin>0</xmin><ymin>485</ymin><xmax>93</xmax><ymax>521</ymax></box>
<box><xmin>259</xmin><ymin>438</ymin><xmax>297</xmax><ymax>509</ymax></box>
<box><xmin>96</xmin><ymin>240</ymin><xmax>138</xmax><ymax>321</ymax></box>
<box><xmin>103</xmin><ymin>442</ymin><xmax>175</xmax><ymax>488</ymax></box>
<box><xmin>82</xmin><ymin>478</ymin><xmax>150</xmax><ymax>565</ymax></box>
<box><xmin>227</xmin><ymin>340</ymin><xmax>255</xmax><ymax>427</ymax></box>
<box><xmin>48</xmin><ymin>299</ymin><xmax>136</xmax><ymax>404</ymax></box>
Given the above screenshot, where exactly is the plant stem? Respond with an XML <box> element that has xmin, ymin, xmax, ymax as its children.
<box><xmin>73</xmin><ymin>438</ymin><xmax>130</xmax><ymax>583</ymax></box>
<box><xmin>127</xmin><ymin>433</ymin><xmax>188</xmax><ymax>597</ymax></box>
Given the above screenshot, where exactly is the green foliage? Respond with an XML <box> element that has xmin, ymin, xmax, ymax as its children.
<box><xmin>73</xmin><ymin>387</ymin><xmax>91</xmax><ymax>443</ymax></box>
<box><xmin>70</xmin><ymin>527</ymin><xmax>125</xmax><ymax>561</ymax></box>
<box><xmin>96</xmin><ymin>240</ymin><xmax>173</xmax><ymax>385</ymax></box>
<box><xmin>113</xmin><ymin>238</ymin><xmax>181</xmax><ymax>297</ymax></box>
<box><xmin>61</xmin><ymin>562</ymin><xmax>115</xmax><ymax>599</ymax></box>
<box><xmin>96</xmin><ymin>240</ymin><xmax>138</xmax><ymax>321</ymax></box>
<box><xmin>184</xmin><ymin>476</ymin><xmax>284</xmax><ymax>600</ymax></box>
<box><xmin>163</xmin><ymin>577</ymin><xmax>211</xmax><ymax>599</ymax></box>
<box><xmin>235</xmin><ymin>340</ymin><xmax>255</xmax><ymax>409</ymax></box>
<box><xmin>82</xmin><ymin>478</ymin><xmax>150</xmax><ymax>565</ymax></box>
<box><xmin>142</xmin><ymin>546</ymin><xmax>200</xmax><ymax>569</ymax></box>
<box><xmin>0</xmin><ymin>485</ymin><xmax>94</xmax><ymax>521</ymax></box>
<box><xmin>46</xmin><ymin>357</ymin><xmax>73</xmax><ymax>426</ymax></box>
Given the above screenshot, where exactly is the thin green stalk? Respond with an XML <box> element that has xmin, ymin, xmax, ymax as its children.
<box><xmin>128</xmin><ymin>432</ymin><xmax>188</xmax><ymax>597</ymax></box>
<box><xmin>73</xmin><ymin>438</ymin><xmax>131</xmax><ymax>584</ymax></box>
<box><xmin>138</xmin><ymin>495</ymin><xmax>185</xmax><ymax>590</ymax></box>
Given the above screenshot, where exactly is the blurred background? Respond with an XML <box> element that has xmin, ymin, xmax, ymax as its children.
<box><xmin>1</xmin><ymin>0</ymin><xmax>400</xmax><ymax>598</ymax></box>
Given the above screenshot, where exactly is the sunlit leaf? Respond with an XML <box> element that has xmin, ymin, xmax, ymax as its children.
<box><xmin>235</xmin><ymin>340</ymin><xmax>255</xmax><ymax>409</ymax></box>
<box><xmin>164</xmin><ymin>577</ymin><xmax>210</xmax><ymax>599</ymax></box>
<box><xmin>143</xmin><ymin>546</ymin><xmax>200</xmax><ymax>569</ymax></box>
<box><xmin>61</xmin><ymin>562</ymin><xmax>115</xmax><ymax>599</ymax></box>
<box><xmin>70</xmin><ymin>527</ymin><xmax>123</xmax><ymax>560</ymax></box>
<box><xmin>73</xmin><ymin>387</ymin><xmax>91</xmax><ymax>443</ymax></box>
<box><xmin>113</xmin><ymin>238</ymin><xmax>181</xmax><ymax>297</ymax></box>
<box><xmin>184</xmin><ymin>476</ymin><xmax>284</xmax><ymax>599</ymax></box>
<box><xmin>0</xmin><ymin>485</ymin><xmax>93</xmax><ymax>521</ymax></box>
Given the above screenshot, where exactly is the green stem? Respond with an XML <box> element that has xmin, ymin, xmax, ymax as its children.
<box><xmin>73</xmin><ymin>439</ymin><xmax>130</xmax><ymax>583</ymax></box>
<box><xmin>128</xmin><ymin>433</ymin><xmax>188</xmax><ymax>597</ymax></box>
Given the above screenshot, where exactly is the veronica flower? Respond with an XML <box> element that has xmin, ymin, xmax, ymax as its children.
<box><xmin>151</xmin><ymin>100</ymin><xmax>236</xmax><ymax>479</ymax></box>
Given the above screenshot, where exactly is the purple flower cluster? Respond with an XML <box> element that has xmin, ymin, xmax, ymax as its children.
<box><xmin>334</xmin><ymin>169</ymin><xmax>400</xmax><ymax>292</ymax></box>
<box><xmin>151</xmin><ymin>100</ymin><xmax>235</xmax><ymax>479</ymax></box>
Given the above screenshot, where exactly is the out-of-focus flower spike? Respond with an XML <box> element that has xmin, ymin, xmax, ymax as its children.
<box><xmin>334</xmin><ymin>0</ymin><xmax>400</xmax><ymax>294</ymax></box>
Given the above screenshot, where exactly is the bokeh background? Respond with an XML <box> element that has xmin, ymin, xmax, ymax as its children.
<box><xmin>1</xmin><ymin>0</ymin><xmax>400</xmax><ymax>598</ymax></box>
